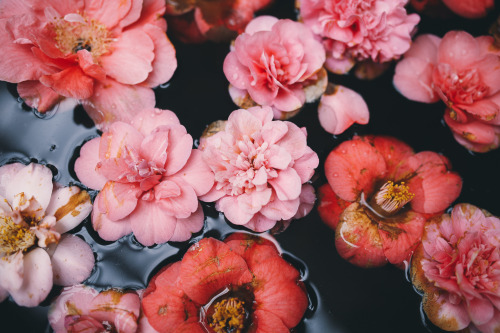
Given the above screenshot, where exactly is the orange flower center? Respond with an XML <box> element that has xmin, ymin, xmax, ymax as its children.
<box><xmin>374</xmin><ymin>181</ymin><xmax>414</xmax><ymax>214</ymax></box>
<box><xmin>0</xmin><ymin>215</ymin><xmax>35</xmax><ymax>255</ymax></box>
<box><xmin>209</xmin><ymin>297</ymin><xmax>246</xmax><ymax>333</ymax></box>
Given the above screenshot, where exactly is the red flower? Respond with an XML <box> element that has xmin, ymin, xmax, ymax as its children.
<box><xmin>141</xmin><ymin>234</ymin><xmax>308</xmax><ymax>332</ymax></box>
<box><xmin>318</xmin><ymin>136</ymin><xmax>462</xmax><ymax>268</ymax></box>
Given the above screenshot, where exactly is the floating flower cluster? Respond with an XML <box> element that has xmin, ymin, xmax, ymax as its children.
<box><xmin>0</xmin><ymin>163</ymin><xmax>94</xmax><ymax>307</ymax></box>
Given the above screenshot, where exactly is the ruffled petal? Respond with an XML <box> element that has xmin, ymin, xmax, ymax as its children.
<box><xmin>128</xmin><ymin>199</ymin><xmax>177</xmax><ymax>246</ymax></box>
<box><xmin>91</xmin><ymin>201</ymin><xmax>133</xmax><ymax>241</ymax></box>
<box><xmin>97</xmin><ymin>182</ymin><xmax>141</xmax><ymax>221</ymax></box>
<box><xmin>143</xmin><ymin>23</ymin><xmax>177</xmax><ymax>87</ymax></box>
<box><xmin>39</xmin><ymin>66</ymin><xmax>94</xmax><ymax>99</ymax></box>
<box><xmin>131</xmin><ymin>108</ymin><xmax>180</xmax><ymax>136</ymax></box>
<box><xmin>169</xmin><ymin>204</ymin><xmax>204</xmax><ymax>242</ymax></box>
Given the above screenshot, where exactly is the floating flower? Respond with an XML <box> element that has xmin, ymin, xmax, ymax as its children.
<box><xmin>74</xmin><ymin>108</ymin><xmax>214</xmax><ymax>246</ymax></box>
<box><xmin>318</xmin><ymin>136</ymin><xmax>462</xmax><ymax>267</ymax></box>
<box><xmin>49</xmin><ymin>284</ymin><xmax>141</xmax><ymax>333</ymax></box>
<box><xmin>0</xmin><ymin>0</ymin><xmax>177</xmax><ymax>131</ymax></box>
<box><xmin>298</xmin><ymin>0</ymin><xmax>420</xmax><ymax>75</ymax></box>
<box><xmin>394</xmin><ymin>31</ymin><xmax>500</xmax><ymax>152</ymax></box>
<box><xmin>165</xmin><ymin>0</ymin><xmax>273</xmax><ymax>43</ymax></box>
<box><xmin>0</xmin><ymin>163</ymin><xmax>94</xmax><ymax>307</ymax></box>
<box><xmin>411</xmin><ymin>204</ymin><xmax>500</xmax><ymax>332</ymax></box>
<box><xmin>200</xmin><ymin>106</ymin><xmax>319</xmax><ymax>232</ymax></box>
<box><xmin>141</xmin><ymin>234</ymin><xmax>308</xmax><ymax>332</ymax></box>
<box><xmin>223</xmin><ymin>16</ymin><xmax>327</xmax><ymax>119</ymax></box>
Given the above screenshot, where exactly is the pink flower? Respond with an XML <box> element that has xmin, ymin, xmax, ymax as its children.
<box><xmin>0</xmin><ymin>163</ymin><xmax>94</xmax><ymax>307</ymax></box>
<box><xmin>394</xmin><ymin>31</ymin><xmax>500</xmax><ymax>152</ymax></box>
<box><xmin>165</xmin><ymin>0</ymin><xmax>273</xmax><ymax>43</ymax></box>
<box><xmin>318</xmin><ymin>136</ymin><xmax>462</xmax><ymax>268</ymax></box>
<box><xmin>74</xmin><ymin>108</ymin><xmax>214</xmax><ymax>246</ymax></box>
<box><xmin>412</xmin><ymin>204</ymin><xmax>500</xmax><ymax>332</ymax></box>
<box><xmin>200</xmin><ymin>106</ymin><xmax>319</xmax><ymax>232</ymax></box>
<box><xmin>298</xmin><ymin>0</ymin><xmax>420</xmax><ymax>74</ymax></box>
<box><xmin>0</xmin><ymin>0</ymin><xmax>177</xmax><ymax>131</ymax></box>
<box><xmin>443</xmin><ymin>0</ymin><xmax>494</xmax><ymax>18</ymax></box>
<box><xmin>49</xmin><ymin>284</ymin><xmax>141</xmax><ymax>333</ymax></box>
<box><xmin>223</xmin><ymin>16</ymin><xmax>327</xmax><ymax>119</ymax></box>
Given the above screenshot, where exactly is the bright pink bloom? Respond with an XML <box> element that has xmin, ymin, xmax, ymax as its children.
<box><xmin>318</xmin><ymin>136</ymin><xmax>462</xmax><ymax>268</ymax></box>
<box><xmin>298</xmin><ymin>0</ymin><xmax>420</xmax><ymax>74</ymax></box>
<box><xmin>318</xmin><ymin>83</ymin><xmax>370</xmax><ymax>135</ymax></box>
<box><xmin>394</xmin><ymin>31</ymin><xmax>500</xmax><ymax>152</ymax></box>
<box><xmin>74</xmin><ymin>108</ymin><xmax>214</xmax><ymax>246</ymax></box>
<box><xmin>412</xmin><ymin>204</ymin><xmax>500</xmax><ymax>332</ymax></box>
<box><xmin>0</xmin><ymin>0</ymin><xmax>177</xmax><ymax>131</ymax></box>
<box><xmin>200</xmin><ymin>106</ymin><xmax>319</xmax><ymax>232</ymax></box>
<box><xmin>142</xmin><ymin>234</ymin><xmax>308</xmax><ymax>332</ymax></box>
<box><xmin>49</xmin><ymin>284</ymin><xmax>141</xmax><ymax>333</ymax></box>
<box><xmin>223</xmin><ymin>16</ymin><xmax>326</xmax><ymax>119</ymax></box>
<box><xmin>165</xmin><ymin>0</ymin><xmax>273</xmax><ymax>43</ymax></box>
<box><xmin>0</xmin><ymin>163</ymin><xmax>94</xmax><ymax>307</ymax></box>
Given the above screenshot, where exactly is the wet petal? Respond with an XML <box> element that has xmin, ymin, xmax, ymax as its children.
<box><xmin>74</xmin><ymin>137</ymin><xmax>108</xmax><ymax>190</ymax></box>
<box><xmin>129</xmin><ymin>199</ymin><xmax>177</xmax><ymax>246</ymax></box>
<box><xmin>97</xmin><ymin>182</ymin><xmax>141</xmax><ymax>221</ymax></box>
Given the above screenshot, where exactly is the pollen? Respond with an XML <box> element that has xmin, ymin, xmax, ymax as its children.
<box><xmin>375</xmin><ymin>181</ymin><xmax>414</xmax><ymax>214</ymax></box>
<box><xmin>0</xmin><ymin>215</ymin><xmax>36</xmax><ymax>255</ymax></box>
<box><xmin>209</xmin><ymin>297</ymin><xmax>246</xmax><ymax>333</ymax></box>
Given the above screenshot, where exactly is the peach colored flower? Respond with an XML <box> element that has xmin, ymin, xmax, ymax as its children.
<box><xmin>412</xmin><ymin>204</ymin><xmax>500</xmax><ymax>332</ymax></box>
<box><xmin>0</xmin><ymin>0</ymin><xmax>177</xmax><ymax>131</ymax></box>
<box><xmin>0</xmin><ymin>163</ymin><xmax>94</xmax><ymax>307</ymax></box>
<box><xmin>200</xmin><ymin>106</ymin><xmax>319</xmax><ymax>232</ymax></box>
<box><xmin>298</xmin><ymin>0</ymin><xmax>420</xmax><ymax>74</ymax></box>
<box><xmin>142</xmin><ymin>234</ymin><xmax>308</xmax><ymax>332</ymax></box>
<box><xmin>318</xmin><ymin>136</ymin><xmax>462</xmax><ymax>268</ymax></box>
<box><xmin>394</xmin><ymin>31</ymin><xmax>500</xmax><ymax>152</ymax></box>
<box><xmin>224</xmin><ymin>16</ymin><xmax>326</xmax><ymax>119</ymax></box>
<box><xmin>74</xmin><ymin>108</ymin><xmax>214</xmax><ymax>246</ymax></box>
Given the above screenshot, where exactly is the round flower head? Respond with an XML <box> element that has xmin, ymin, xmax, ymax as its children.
<box><xmin>74</xmin><ymin>108</ymin><xmax>214</xmax><ymax>246</ymax></box>
<box><xmin>412</xmin><ymin>204</ymin><xmax>500</xmax><ymax>332</ymax></box>
<box><xmin>224</xmin><ymin>16</ymin><xmax>327</xmax><ymax>119</ymax></box>
<box><xmin>0</xmin><ymin>0</ymin><xmax>177</xmax><ymax>131</ymax></box>
<box><xmin>0</xmin><ymin>163</ymin><xmax>94</xmax><ymax>307</ymax></box>
<box><xmin>318</xmin><ymin>136</ymin><xmax>462</xmax><ymax>268</ymax></box>
<box><xmin>200</xmin><ymin>106</ymin><xmax>319</xmax><ymax>232</ymax></box>
<box><xmin>394</xmin><ymin>31</ymin><xmax>500</xmax><ymax>152</ymax></box>
<box><xmin>298</xmin><ymin>0</ymin><xmax>420</xmax><ymax>74</ymax></box>
<box><xmin>141</xmin><ymin>234</ymin><xmax>308</xmax><ymax>333</ymax></box>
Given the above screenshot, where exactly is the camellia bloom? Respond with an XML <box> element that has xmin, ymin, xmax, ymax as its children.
<box><xmin>165</xmin><ymin>0</ymin><xmax>273</xmax><ymax>43</ymax></box>
<box><xmin>411</xmin><ymin>204</ymin><xmax>500</xmax><ymax>332</ymax></box>
<box><xmin>0</xmin><ymin>0</ymin><xmax>177</xmax><ymax>130</ymax></box>
<box><xmin>223</xmin><ymin>16</ymin><xmax>327</xmax><ymax>119</ymax></box>
<box><xmin>298</xmin><ymin>0</ymin><xmax>420</xmax><ymax>74</ymax></box>
<box><xmin>49</xmin><ymin>284</ymin><xmax>141</xmax><ymax>333</ymax></box>
<box><xmin>142</xmin><ymin>234</ymin><xmax>308</xmax><ymax>333</ymax></box>
<box><xmin>200</xmin><ymin>106</ymin><xmax>319</xmax><ymax>232</ymax></box>
<box><xmin>394</xmin><ymin>31</ymin><xmax>500</xmax><ymax>152</ymax></box>
<box><xmin>0</xmin><ymin>163</ymin><xmax>94</xmax><ymax>307</ymax></box>
<box><xmin>317</xmin><ymin>136</ymin><xmax>462</xmax><ymax>268</ymax></box>
<box><xmin>74</xmin><ymin>108</ymin><xmax>214</xmax><ymax>246</ymax></box>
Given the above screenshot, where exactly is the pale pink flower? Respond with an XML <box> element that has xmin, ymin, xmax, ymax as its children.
<box><xmin>200</xmin><ymin>106</ymin><xmax>319</xmax><ymax>232</ymax></box>
<box><xmin>74</xmin><ymin>108</ymin><xmax>215</xmax><ymax>246</ymax></box>
<box><xmin>49</xmin><ymin>284</ymin><xmax>142</xmax><ymax>333</ymax></box>
<box><xmin>298</xmin><ymin>0</ymin><xmax>420</xmax><ymax>74</ymax></box>
<box><xmin>394</xmin><ymin>31</ymin><xmax>500</xmax><ymax>152</ymax></box>
<box><xmin>0</xmin><ymin>163</ymin><xmax>94</xmax><ymax>307</ymax></box>
<box><xmin>412</xmin><ymin>204</ymin><xmax>500</xmax><ymax>332</ymax></box>
<box><xmin>0</xmin><ymin>0</ymin><xmax>177</xmax><ymax>131</ymax></box>
<box><xmin>223</xmin><ymin>16</ymin><xmax>326</xmax><ymax>119</ymax></box>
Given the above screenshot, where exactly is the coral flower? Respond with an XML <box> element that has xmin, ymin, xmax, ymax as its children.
<box><xmin>223</xmin><ymin>16</ymin><xmax>327</xmax><ymax>119</ymax></box>
<box><xmin>394</xmin><ymin>31</ymin><xmax>500</xmax><ymax>152</ymax></box>
<box><xmin>298</xmin><ymin>0</ymin><xmax>420</xmax><ymax>74</ymax></box>
<box><xmin>0</xmin><ymin>0</ymin><xmax>177</xmax><ymax>131</ymax></box>
<box><xmin>49</xmin><ymin>284</ymin><xmax>141</xmax><ymax>333</ymax></box>
<box><xmin>200</xmin><ymin>106</ymin><xmax>319</xmax><ymax>232</ymax></box>
<box><xmin>318</xmin><ymin>136</ymin><xmax>462</xmax><ymax>268</ymax></box>
<box><xmin>411</xmin><ymin>204</ymin><xmax>500</xmax><ymax>332</ymax></box>
<box><xmin>141</xmin><ymin>234</ymin><xmax>308</xmax><ymax>333</ymax></box>
<box><xmin>165</xmin><ymin>0</ymin><xmax>273</xmax><ymax>43</ymax></box>
<box><xmin>74</xmin><ymin>108</ymin><xmax>214</xmax><ymax>246</ymax></box>
<box><xmin>0</xmin><ymin>163</ymin><xmax>94</xmax><ymax>307</ymax></box>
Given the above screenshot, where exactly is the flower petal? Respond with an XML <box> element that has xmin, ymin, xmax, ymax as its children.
<box><xmin>0</xmin><ymin>162</ymin><xmax>24</xmax><ymax>198</ymax></box>
<box><xmin>131</xmin><ymin>108</ymin><xmax>180</xmax><ymax>136</ymax></box>
<box><xmin>143</xmin><ymin>23</ymin><xmax>177</xmax><ymax>87</ymax></box>
<box><xmin>175</xmin><ymin>149</ymin><xmax>214</xmax><ymax>196</ymax></box>
<box><xmin>97</xmin><ymin>182</ymin><xmax>141</xmax><ymax>221</ymax></box>
<box><xmin>0</xmin><ymin>251</ymin><xmax>24</xmax><ymax>291</ymax></box>
<box><xmin>169</xmin><ymin>203</ymin><xmax>204</xmax><ymax>242</ymax></box>
<box><xmin>17</xmin><ymin>80</ymin><xmax>62</xmax><ymax>113</ymax></box>
<box><xmin>317</xmin><ymin>184</ymin><xmax>351</xmax><ymax>230</ymax></box>
<box><xmin>39</xmin><ymin>67</ymin><xmax>94</xmax><ymax>99</ymax></box>
<box><xmin>128</xmin><ymin>199</ymin><xmax>177</xmax><ymax>246</ymax></box>
<box><xmin>45</xmin><ymin>186</ymin><xmax>92</xmax><ymax>234</ymax></box>
<box><xmin>269</xmin><ymin>168</ymin><xmax>301</xmax><ymax>201</ymax></box>
<box><xmin>92</xmin><ymin>203</ymin><xmax>133</xmax><ymax>242</ymax></box>
<box><xmin>163</xmin><ymin>125</ymin><xmax>193</xmax><ymax>176</ymax></box>
<box><xmin>74</xmin><ymin>137</ymin><xmax>108</xmax><ymax>190</ymax></box>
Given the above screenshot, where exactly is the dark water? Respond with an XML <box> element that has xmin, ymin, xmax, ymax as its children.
<box><xmin>1</xmin><ymin>1</ymin><xmax>500</xmax><ymax>333</ymax></box>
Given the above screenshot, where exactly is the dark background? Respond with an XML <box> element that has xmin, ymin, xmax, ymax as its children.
<box><xmin>1</xmin><ymin>1</ymin><xmax>500</xmax><ymax>332</ymax></box>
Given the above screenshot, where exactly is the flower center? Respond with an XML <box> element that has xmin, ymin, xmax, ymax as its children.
<box><xmin>209</xmin><ymin>297</ymin><xmax>246</xmax><ymax>333</ymax></box>
<box><xmin>374</xmin><ymin>181</ymin><xmax>414</xmax><ymax>215</ymax></box>
<box><xmin>434</xmin><ymin>64</ymin><xmax>489</xmax><ymax>105</ymax></box>
<box><xmin>0</xmin><ymin>215</ymin><xmax>36</xmax><ymax>255</ymax></box>
<box><xmin>53</xmin><ymin>13</ymin><xmax>112</xmax><ymax>58</ymax></box>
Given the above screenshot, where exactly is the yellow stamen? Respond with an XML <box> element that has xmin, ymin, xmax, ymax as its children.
<box><xmin>375</xmin><ymin>181</ymin><xmax>414</xmax><ymax>214</ymax></box>
<box><xmin>209</xmin><ymin>297</ymin><xmax>246</xmax><ymax>333</ymax></box>
<box><xmin>0</xmin><ymin>216</ymin><xmax>35</xmax><ymax>255</ymax></box>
